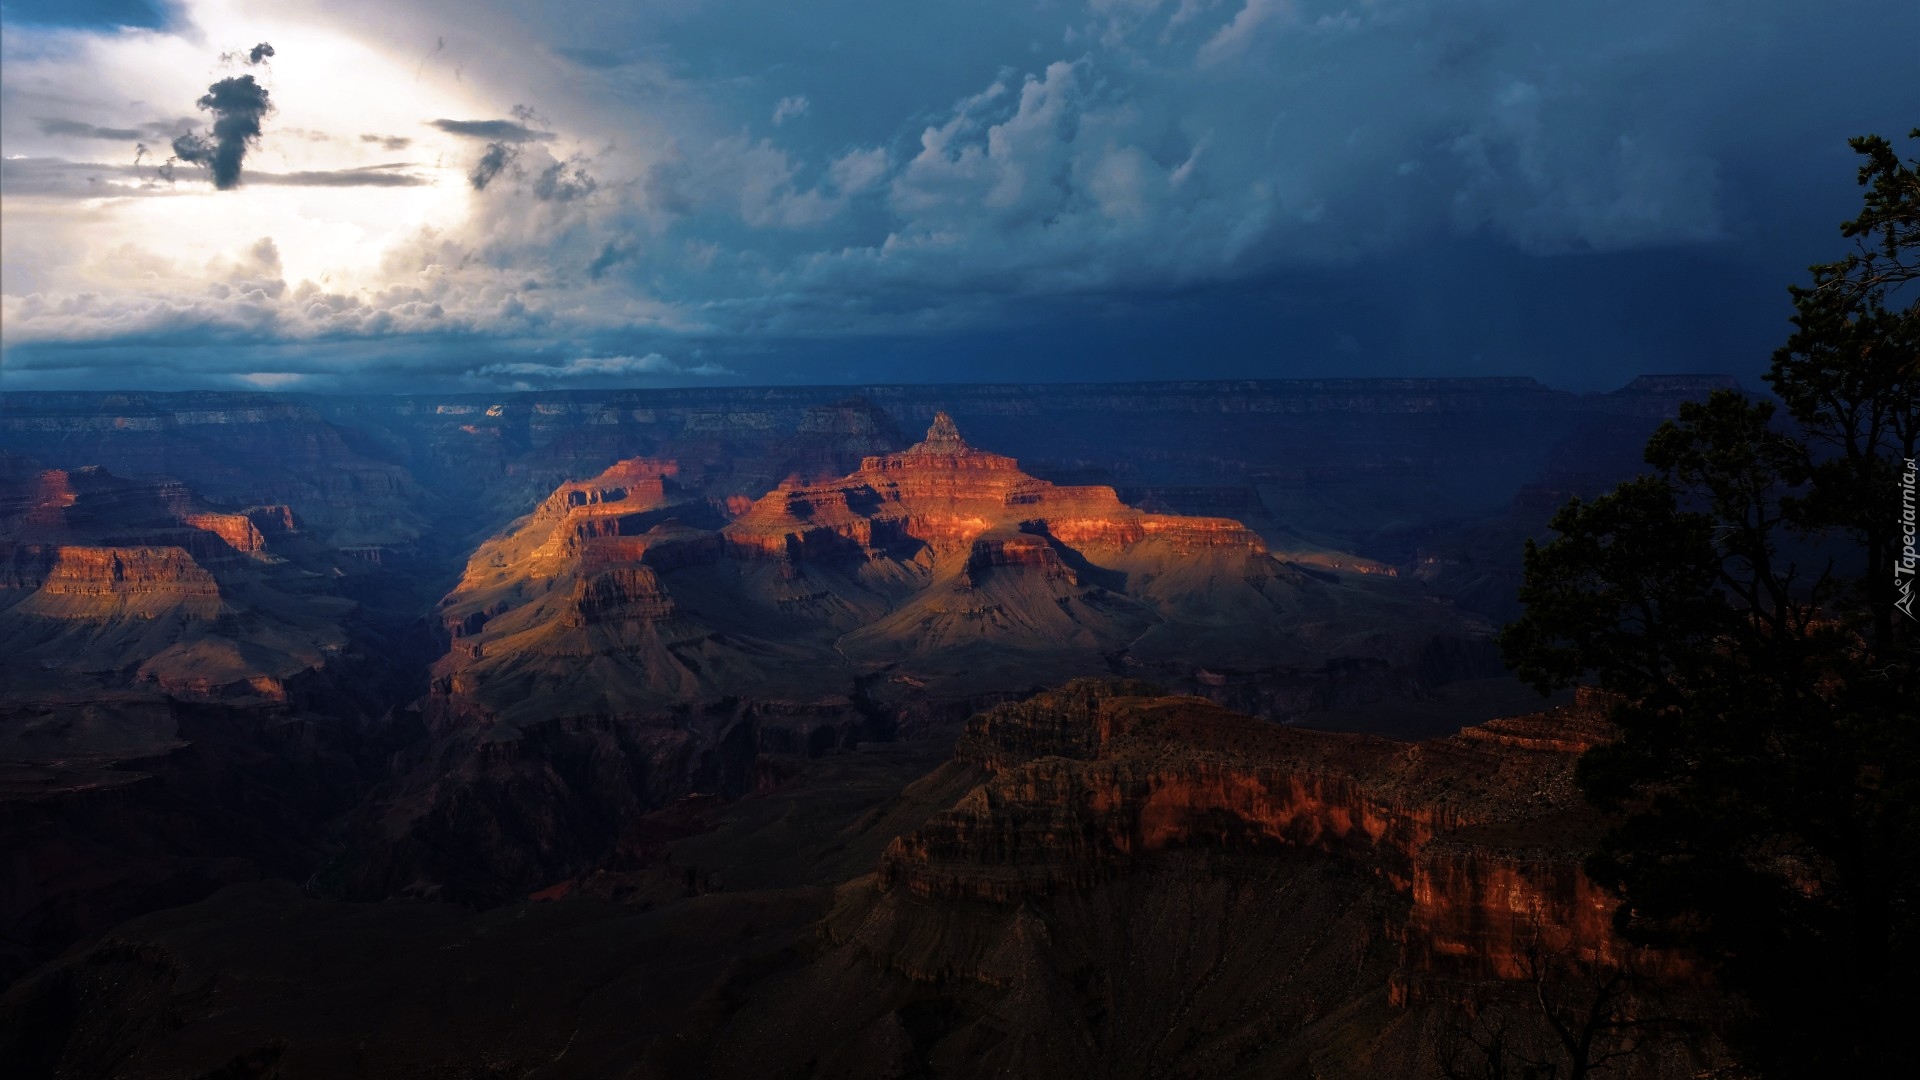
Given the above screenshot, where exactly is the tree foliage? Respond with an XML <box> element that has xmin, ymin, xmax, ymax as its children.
<box><xmin>1500</xmin><ymin>130</ymin><xmax>1920</xmax><ymax>1075</ymax></box>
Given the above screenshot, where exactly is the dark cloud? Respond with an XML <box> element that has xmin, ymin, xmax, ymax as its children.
<box><xmin>7</xmin><ymin>0</ymin><xmax>1918</xmax><ymax>396</ymax></box>
<box><xmin>469</xmin><ymin>142</ymin><xmax>519</xmax><ymax>190</ymax></box>
<box><xmin>0</xmin><ymin>156</ymin><xmax>428</xmax><ymax>197</ymax></box>
<box><xmin>219</xmin><ymin>41</ymin><xmax>276</xmax><ymax>66</ymax></box>
<box><xmin>250</xmin><ymin>164</ymin><xmax>429</xmax><ymax>188</ymax></box>
<box><xmin>429</xmin><ymin>118</ymin><xmax>552</xmax><ymax>142</ymax></box>
<box><xmin>169</xmin><ymin>132</ymin><xmax>213</xmax><ymax>170</ymax></box>
<box><xmin>587</xmin><ymin>238</ymin><xmax>635</xmax><ymax>280</ymax></box>
<box><xmin>533</xmin><ymin>158</ymin><xmax>596</xmax><ymax>201</ymax></box>
<box><xmin>35</xmin><ymin>116</ymin><xmax>195</xmax><ymax>142</ymax></box>
<box><xmin>359</xmin><ymin>133</ymin><xmax>412</xmax><ymax>150</ymax></box>
<box><xmin>36</xmin><ymin>117</ymin><xmax>141</xmax><ymax>140</ymax></box>
<box><xmin>170</xmin><ymin>74</ymin><xmax>272</xmax><ymax>190</ymax></box>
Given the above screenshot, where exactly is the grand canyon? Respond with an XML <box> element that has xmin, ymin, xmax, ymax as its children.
<box><xmin>1</xmin><ymin>378</ymin><xmax>1743</xmax><ymax>1076</ymax></box>
<box><xmin>6</xmin><ymin>5</ymin><xmax>1914</xmax><ymax>1073</ymax></box>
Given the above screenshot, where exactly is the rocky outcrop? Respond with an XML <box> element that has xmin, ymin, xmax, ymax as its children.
<box><xmin>718</xmin><ymin>413</ymin><xmax>1271</xmax><ymax>568</ymax></box>
<box><xmin>386</xmin><ymin>416</ymin><xmax>1496</xmax><ymax>904</ymax></box>
<box><xmin>434</xmin><ymin>411</ymin><xmax>1495</xmax><ymax>738</ymax></box>
<box><xmin>568</xmin><ymin>566</ymin><xmax>678</xmax><ymax>625</ymax></box>
<box><xmin>437</xmin><ymin>457</ymin><xmax>707</xmax><ymax>632</ymax></box>
<box><xmin>13</xmin><ymin>546</ymin><xmax>222</xmax><ymax>619</ymax></box>
<box><xmin>178</xmin><ymin>511</ymin><xmax>266</xmax><ymax>555</ymax></box>
<box><xmin>960</xmin><ymin>531</ymin><xmax>1075</xmax><ymax>587</ymax></box>
<box><xmin>870</xmin><ymin>681</ymin><xmax>1675</xmax><ymax>994</ymax></box>
<box><xmin>0</xmin><ymin>460</ymin><xmax>364</xmax><ymax>704</ymax></box>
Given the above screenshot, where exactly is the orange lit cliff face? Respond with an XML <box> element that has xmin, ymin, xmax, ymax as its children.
<box><xmin>724</xmin><ymin>411</ymin><xmax>1267</xmax><ymax>561</ymax></box>
<box><xmin>0</xmin><ymin>463</ymin><xmax>348</xmax><ymax>704</ymax></box>
<box><xmin>865</xmin><ymin>681</ymin><xmax>1683</xmax><ymax>996</ymax></box>
<box><xmin>379</xmin><ymin>416</ymin><xmax>1497</xmax><ymax>903</ymax></box>
<box><xmin>443</xmin><ymin>456</ymin><xmax>690</xmax><ymax>610</ymax></box>
<box><xmin>430</xmin><ymin>413</ymin><xmax>1480</xmax><ymax>735</ymax></box>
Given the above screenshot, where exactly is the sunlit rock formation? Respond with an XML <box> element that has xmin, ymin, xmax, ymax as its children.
<box><xmin>858</xmin><ymin>680</ymin><xmax>1681</xmax><ymax>995</ymax></box>
<box><xmin>374</xmin><ymin>416</ymin><xmax>1489</xmax><ymax>904</ymax></box>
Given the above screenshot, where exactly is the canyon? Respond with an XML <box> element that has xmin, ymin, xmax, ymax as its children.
<box><xmin>2</xmin><ymin>682</ymin><xmax>1720</xmax><ymax>1078</ymax></box>
<box><xmin>331</xmin><ymin>410</ymin><xmax>1496</xmax><ymax>907</ymax></box>
<box><xmin>0</xmin><ymin>378</ymin><xmax>1735</xmax><ymax>1075</ymax></box>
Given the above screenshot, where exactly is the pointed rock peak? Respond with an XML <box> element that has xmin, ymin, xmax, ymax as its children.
<box><xmin>915</xmin><ymin>411</ymin><xmax>969</xmax><ymax>453</ymax></box>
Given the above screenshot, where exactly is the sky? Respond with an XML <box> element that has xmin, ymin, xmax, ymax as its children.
<box><xmin>0</xmin><ymin>0</ymin><xmax>1914</xmax><ymax>393</ymax></box>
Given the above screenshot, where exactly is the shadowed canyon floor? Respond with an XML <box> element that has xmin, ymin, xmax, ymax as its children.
<box><xmin>0</xmin><ymin>380</ymin><xmax>1737</xmax><ymax>1075</ymax></box>
<box><xmin>2</xmin><ymin>682</ymin><xmax>1722</xmax><ymax>1078</ymax></box>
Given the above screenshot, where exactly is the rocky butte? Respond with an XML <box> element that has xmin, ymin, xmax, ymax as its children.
<box><xmin>357</xmin><ymin>415</ymin><xmax>1495</xmax><ymax>904</ymax></box>
<box><xmin>434</xmin><ymin>411</ymin><xmax>1482</xmax><ymax>720</ymax></box>
<box><xmin>0</xmin><ymin>461</ymin><xmax>352</xmax><ymax>703</ymax></box>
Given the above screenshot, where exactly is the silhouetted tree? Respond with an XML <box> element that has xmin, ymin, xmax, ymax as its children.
<box><xmin>1500</xmin><ymin>130</ymin><xmax>1920</xmax><ymax>1075</ymax></box>
<box><xmin>1437</xmin><ymin>909</ymin><xmax>1679</xmax><ymax>1080</ymax></box>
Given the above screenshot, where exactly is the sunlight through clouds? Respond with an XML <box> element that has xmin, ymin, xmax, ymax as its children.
<box><xmin>2</xmin><ymin>0</ymin><xmax>1916</xmax><ymax>389</ymax></box>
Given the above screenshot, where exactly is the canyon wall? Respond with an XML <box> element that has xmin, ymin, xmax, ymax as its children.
<box><xmin>866</xmin><ymin>682</ymin><xmax>1679</xmax><ymax>994</ymax></box>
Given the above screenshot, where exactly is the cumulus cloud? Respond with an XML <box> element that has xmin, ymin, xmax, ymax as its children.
<box><xmin>532</xmin><ymin>158</ymin><xmax>596</xmax><ymax>201</ymax></box>
<box><xmin>771</xmin><ymin>95</ymin><xmax>808</xmax><ymax>125</ymax></box>
<box><xmin>827</xmin><ymin>146</ymin><xmax>889</xmax><ymax>195</ymax></box>
<box><xmin>469</xmin><ymin>142</ymin><xmax>519</xmax><ymax>190</ymax></box>
<box><xmin>3</xmin><ymin>0</ymin><xmax>1917</xmax><ymax>390</ymax></box>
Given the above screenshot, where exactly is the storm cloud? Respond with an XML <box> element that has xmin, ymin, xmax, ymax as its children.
<box><xmin>37</xmin><ymin>118</ymin><xmax>142</xmax><ymax>141</ymax></box>
<box><xmin>170</xmin><ymin>73</ymin><xmax>273</xmax><ymax>190</ymax></box>
<box><xmin>0</xmin><ymin>157</ymin><xmax>430</xmax><ymax>197</ymax></box>
<box><xmin>532</xmin><ymin>158</ymin><xmax>596</xmax><ymax>202</ymax></box>
<box><xmin>3</xmin><ymin>0</ymin><xmax>1918</xmax><ymax>393</ymax></box>
<box><xmin>37</xmin><ymin>116</ymin><xmax>195</xmax><ymax>142</ymax></box>
<box><xmin>468</xmin><ymin>142</ymin><xmax>519</xmax><ymax>190</ymax></box>
<box><xmin>430</xmin><ymin>118</ymin><xmax>552</xmax><ymax>143</ymax></box>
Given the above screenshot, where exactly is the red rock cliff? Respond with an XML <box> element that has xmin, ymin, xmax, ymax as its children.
<box><xmin>722</xmin><ymin>412</ymin><xmax>1271</xmax><ymax>566</ymax></box>
<box><xmin>876</xmin><ymin>681</ymin><xmax>1682</xmax><ymax>994</ymax></box>
<box><xmin>10</xmin><ymin>545</ymin><xmax>222</xmax><ymax>619</ymax></box>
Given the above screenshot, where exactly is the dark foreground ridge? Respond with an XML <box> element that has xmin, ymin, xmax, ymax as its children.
<box><xmin>2</xmin><ymin>681</ymin><xmax>1723</xmax><ymax>1078</ymax></box>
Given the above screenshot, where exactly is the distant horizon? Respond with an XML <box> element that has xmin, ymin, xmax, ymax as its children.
<box><xmin>0</xmin><ymin>369</ymin><xmax>1754</xmax><ymax>400</ymax></box>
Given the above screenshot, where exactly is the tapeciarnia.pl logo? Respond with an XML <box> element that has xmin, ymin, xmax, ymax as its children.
<box><xmin>1899</xmin><ymin>457</ymin><xmax>1917</xmax><ymax>621</ymax></box>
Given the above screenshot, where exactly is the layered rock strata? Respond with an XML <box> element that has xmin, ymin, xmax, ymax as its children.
<box><xmin>382</xmin><ymin>416</ymin><xmax>1487</xmax><ymax>903</ymax></box>
<box><xmin>870</xmin><ymin>681</ymin><xmax>1676</xmax><ymax>991</ymax></box>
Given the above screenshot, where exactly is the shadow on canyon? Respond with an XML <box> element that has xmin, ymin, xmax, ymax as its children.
<box><xmin>0</xmin><ymin>378</ymin><xmax>1739</xmax><ymax>1077</ymax></box>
